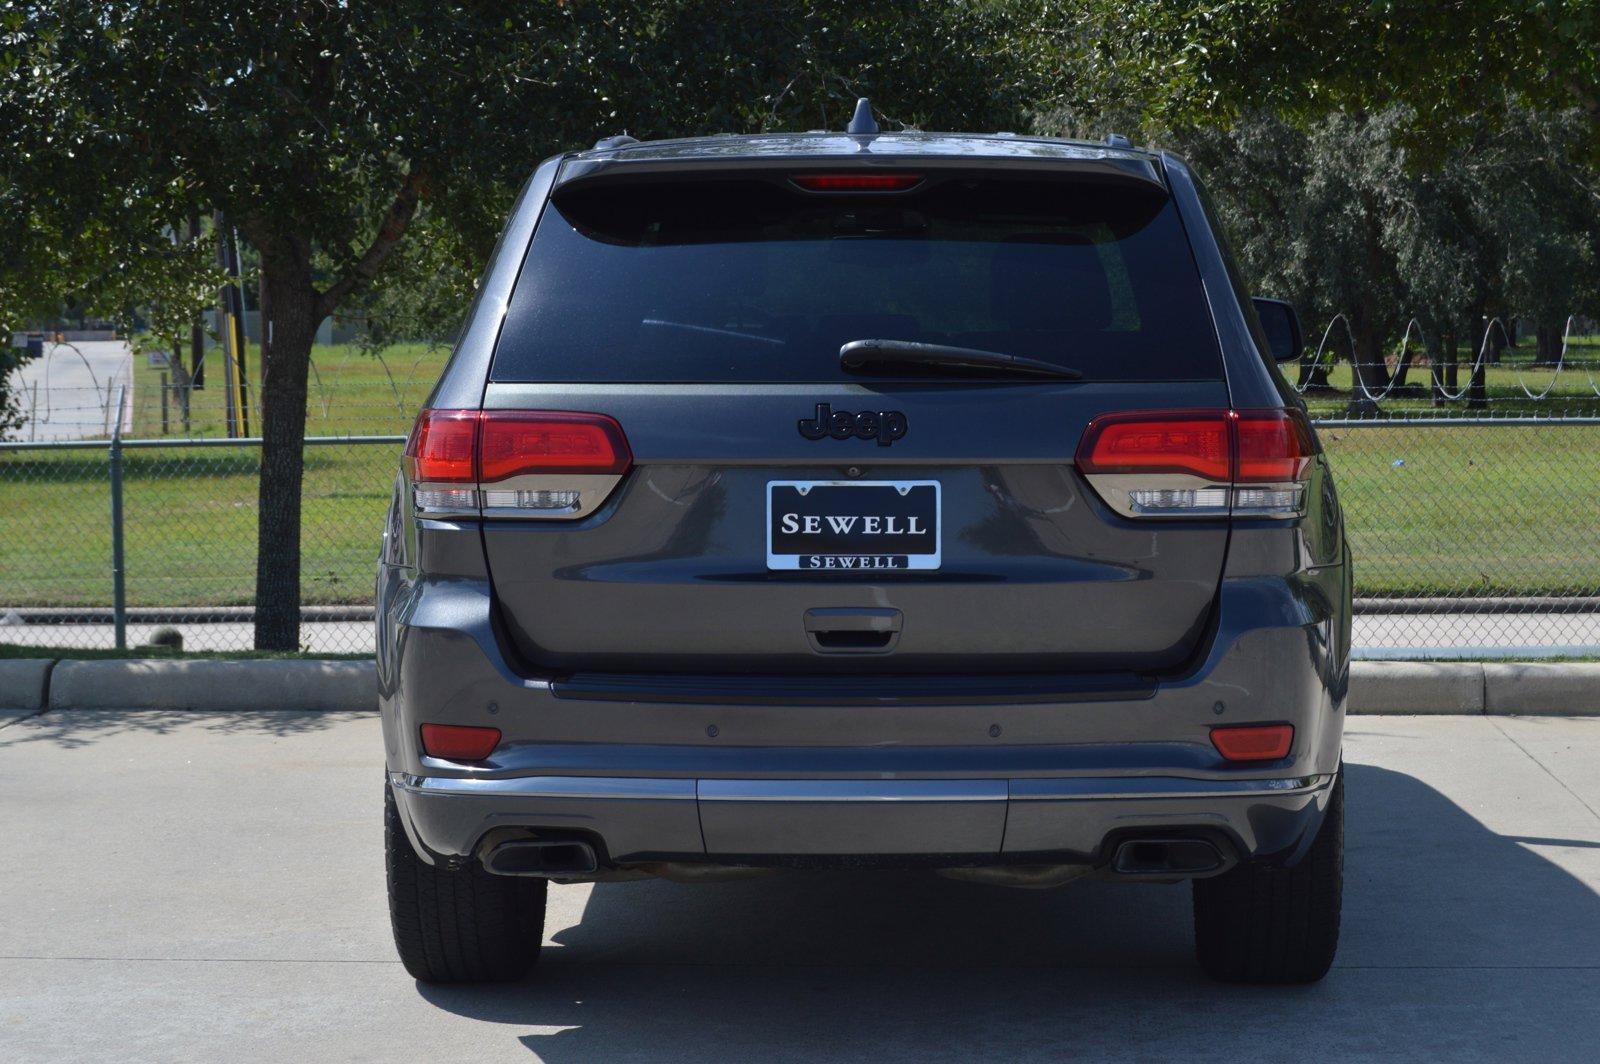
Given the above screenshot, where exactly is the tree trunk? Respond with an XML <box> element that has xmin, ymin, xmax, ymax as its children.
<box><xmin>1534</xmin><ymin>324</ymin><xmax>1560</xmax><ymax>366</ymax></box>
<box><xmin>252</xmin><ymin>267</ymin><xmax>320</xmax><ymax>651</ymax></box>
<box><xmin>1466</xmin><ymin>310</ymin><xmax>1492</xmax><ymax>411</ymax></box>
<box><xmin>1348</xmin><ymin>308</ymin><xmax>1391</xmax><ymax>402</ymax></box>
<box><xmin>1390</xmin><ymin>343</ymin><xmax>1417</xmax><ymax>388</ymax></box>
<box><xmin>1296</xmin><ymin>351</ymin><xmax>1332</xmax><ymax>391</ymax></box>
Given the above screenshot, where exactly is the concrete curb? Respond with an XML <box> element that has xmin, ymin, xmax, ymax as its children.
<box><xmin>1347</xmin><ymin>661</ymin><xmax>1486</xmax><ymax>715</ymax></box>
<box><xmin>1483</xmin><ymin>662</ymin><xmax>1600</xmax><ymax>716</ymax></box>
<box><xmin>46</xmin><ymin>659</ymin><xmax>376</xmax><ymax>712</ymax></box>
<box><xmin>0</xmin><ymin>659</ymin><xmax>53</xmax><ymax>710</ymax></box>
<box><xmin>1</xmin><ymin>657</ymin><xmax>1598</xmax><ymax>716</ymax></box>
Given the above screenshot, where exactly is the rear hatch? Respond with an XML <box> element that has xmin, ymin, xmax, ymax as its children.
<box><xmin>474</xmin><ymin>165</ymin><xmax>1232</xmax><ymax>676</ymax></box>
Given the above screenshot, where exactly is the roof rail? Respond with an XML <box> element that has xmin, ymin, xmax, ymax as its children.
<box><xmin>593</xmin><ymin>134</ymin><xmax>639</xmax><ymax>151</ymax></box>
<box><xmin>1104</xmin><ymin>133</ymin><xmax>1133</xmax><ymax>149</ymax></box>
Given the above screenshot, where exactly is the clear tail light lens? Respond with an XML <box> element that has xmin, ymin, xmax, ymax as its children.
<box><xmin>405</xmin><ymin>410</ymin><xmax>632</xmax><ymax>519</ymax></box>
<box><xmin>1076</xmin><ymin>408</ymin><xmax>1315</xmax><ymax>519</ymax></box>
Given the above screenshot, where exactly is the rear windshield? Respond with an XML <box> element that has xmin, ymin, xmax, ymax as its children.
<box><xmin>491</xmin><ymin>175</ymin><xmax>1222</xmax><ymax>383</ymax></box>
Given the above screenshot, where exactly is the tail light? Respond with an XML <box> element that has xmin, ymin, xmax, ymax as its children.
<box><xmin>405</xmin><ymin>409</ymin><xmax>632</xmax><ymax>519</ymax></box>
<box><xmin>1075</xmin><ymin>408</ymin><xmax>1315</xmax><ymax>519</ymax></box>
<box><xmin>1211</xmin><ymin>723</ymin><xmax>1294</xmax><ymax>762</ymax></box>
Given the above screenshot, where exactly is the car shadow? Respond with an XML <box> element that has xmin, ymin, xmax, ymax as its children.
<box><xmin>416</xmin><ymin>762</ymin><xmax>1600</xmax><ymax>1062</ymax></box>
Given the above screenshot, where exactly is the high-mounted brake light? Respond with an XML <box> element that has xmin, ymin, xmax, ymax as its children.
<box><xmin>790</xmin><ymin>172</ymin><xmax>924</xmax><ymax>192</ymax></box>
<box><xmin>405</xmin><ymin>409</ymin><xmax>632</xmax><ymax>519</ymax></box>
<box><xmin>1210</xmin><ymin>724</ymin><xmax>1294</xmax><ymax>762</ymax></box>
<box><xmin>1075</xmin><ymin>408</ymin><xmax>1315</xmax><ymax>519</ymax></box>
<box><xmin>420</xmin><ymin>723</ymin><xmax>501</xmax><ymax>761</ymax></box>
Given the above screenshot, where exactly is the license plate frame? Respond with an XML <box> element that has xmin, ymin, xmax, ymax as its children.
<box><xmin>766</xmin><ymin>480</ymin><xmax>941</xmax><ymax>571</ymax></box>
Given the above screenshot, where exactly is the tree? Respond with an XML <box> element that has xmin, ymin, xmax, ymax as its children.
<box><xmin>1</xmin><ymin>1</ymin><xmax>1048</xmax><ymax>648</ymax></box>
<box><xmin>1108</xmin><ymin>1</ymin><xmax>1600</xmax><ymax>160</ymax></box>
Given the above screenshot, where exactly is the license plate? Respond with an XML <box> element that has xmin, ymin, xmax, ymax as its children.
<box><xmin>766</xmin><ymin>481</ymin><xmax>941</xmax><ymax>571</ymax></box>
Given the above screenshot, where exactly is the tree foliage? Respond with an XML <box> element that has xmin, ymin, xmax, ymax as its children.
<box><xmin>0</xmin><ymin>0</ymin><xmax>1049</xmax><ymax>646</ymax></box>
<box><xmin>1167</xmin><ymin>105</ymin><xmax>1600</xmax><ymax>395</ymax></box>
<box><xmin>1107</xmin><ymin>0</ymin><xmax>1600</xmax><ymax>160</ymax></box>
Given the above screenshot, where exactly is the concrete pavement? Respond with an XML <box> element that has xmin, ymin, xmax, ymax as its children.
<box><xmin>2</xmin><ymin>711</ymin><xmax>1599</xmax><ymax>1061</ymax></box>
<box><xmin>6</xmin><ymin>340</ymin><xmax>133</xmax><ymax>441</ymax></box>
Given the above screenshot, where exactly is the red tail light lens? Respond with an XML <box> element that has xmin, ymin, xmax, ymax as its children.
<box><xmin>406</xmin><ymin>409</ymin><xmax>479</xmax><ymax>483</ymax></box>
<box><xmin>1210</xmin><ymin>723</ymin><xmax>1294</xmax><ymax>762</ymax></box>
<box><xmin>1235</xmin><ymin>410</ymin><xmax>1315</xmax><ymax>482</ymax></box>
<box><xmin>1075</xmin><ymin>411</ymin><xmax>1232</xmax><ymax>481</ymax></box>
<box><xmin>420</xmin><ymin>723</ymin><xmax>501</xmax><ymax>761</ymax></box>
<box><xmin>478</xmin><ymin>411</ymin><xmax>631</xmax><ymax>481</ymax></box>
<box><xmin>791</xmin><ymin>172</ymin><xmax>924</xmax><ymax>192</ymax></box>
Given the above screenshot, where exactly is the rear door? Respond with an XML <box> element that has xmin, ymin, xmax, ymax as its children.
<box><xmin>479</xmin><ymin>168</ymin><xmax>1231</xmax><ymax>676</ymax></box>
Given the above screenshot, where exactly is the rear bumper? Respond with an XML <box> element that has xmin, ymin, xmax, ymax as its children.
<box><xmin>378</xmin><ymin>556</ymin><xmax>1349</xmax><ymax>871</ymax></box>
<box><xmin>389</xmin><ymin>769</ymin><xmax>1335</xmax><ymax>869</ymax></box>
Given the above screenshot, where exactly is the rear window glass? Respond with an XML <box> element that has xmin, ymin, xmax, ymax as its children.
<box><xmin>491</xmin><ymin>175</ymin><xmax>1222</xmax><ymax>383</ymax></box>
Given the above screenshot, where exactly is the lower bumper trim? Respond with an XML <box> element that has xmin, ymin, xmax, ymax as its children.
<box><xmin>391</xmin><ymin>771</ymin><xmax>1328</xmax><ymax>803</ymax></box>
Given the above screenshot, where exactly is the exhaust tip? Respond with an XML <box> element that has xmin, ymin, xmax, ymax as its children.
<box><xmin>483</xmin><ymin>839</ymin><xmax>599</xmax><ymax>877</ymax></box>
<box><xmin>1111</xmin><ymin>838</ymin><xmax>1225</xmax><ymax>877</ymax></box>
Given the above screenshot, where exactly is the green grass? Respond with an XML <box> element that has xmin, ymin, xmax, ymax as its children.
<box><xmin>133</xmin><ymin>341</ymin><xmax>450</xmax><ymax>438</ymax></box>
<box><xmin>0</xmin><ymin>442</ymin><xmax>395</xmax><ymax>607</ymax></box>
<box><xmin>1321</xmin><ymin>424</ymin><xmax>1600</xmax><ymax>596</ymax></box>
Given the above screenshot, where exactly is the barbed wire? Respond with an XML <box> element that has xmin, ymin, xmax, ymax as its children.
<box><xmin>1297</xmin><ymin>313</ymin><xmax>1599</xmax><ymax>404</ymax></box>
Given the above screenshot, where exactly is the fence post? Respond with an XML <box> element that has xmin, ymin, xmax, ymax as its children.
<box><xmin>109</xmin><ymin>387</ymin><xmax>128</xmax><ymax>650</ymax></box>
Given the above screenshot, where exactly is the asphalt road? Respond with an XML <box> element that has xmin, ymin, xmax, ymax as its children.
<box><xmin>2</xmin><ymin>710</ymin><xmax>1599</xmax><ymax>1063</ymax></box>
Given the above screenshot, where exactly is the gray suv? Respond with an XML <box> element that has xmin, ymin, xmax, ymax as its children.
<box><xmin>378</xmin><ymin>106</ymin><xmax>1350</xmax><ymax>986</ymax></box>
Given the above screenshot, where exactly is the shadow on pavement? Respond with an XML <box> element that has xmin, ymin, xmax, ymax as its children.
<box><xmin>416</xmin><ymin>762</ymin><xmax>1600</xmax><ymax>1062</ymax></box>
<box><xmin>0</xmin><ymin>708</ymin><xmax>369</xmax><ymax>750</ymax></box>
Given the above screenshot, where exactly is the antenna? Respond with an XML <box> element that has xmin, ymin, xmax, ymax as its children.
<box><xmin>846</xmin><ymin>98</ymin><xmax>879</xmax><ymax>135</ymax></box>
<box><xmin>1105</xmin><ymin>133</ymin><xmax>1133</xmax><ymax>149</ymax></box>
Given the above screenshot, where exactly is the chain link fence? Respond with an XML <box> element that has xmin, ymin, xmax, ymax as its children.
<box><xmin>2</xmin><ymin>418</ymin><xmax>1599</xmax><ymax>657</ymax></box>
<box><xmin>0</xmin><ymin>435</ymin><xmax>401</xmax><ymax>654</ymax></box>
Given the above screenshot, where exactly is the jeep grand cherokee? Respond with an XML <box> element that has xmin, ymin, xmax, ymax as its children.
<box><xmin>378</xmin><ymin>104</ymin><xmax>1350</xmax><ymax>985</ymax></box>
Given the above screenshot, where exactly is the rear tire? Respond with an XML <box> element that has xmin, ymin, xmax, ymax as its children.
<box><xmin>385</xmin><ymin>786</ymin><xmax>547</xmax><ymax>983</ymax></box>
<box><xmin>1193</xmin><ymin>770</ymin><xmax>1343</xmax><ymax>984</ymax></box>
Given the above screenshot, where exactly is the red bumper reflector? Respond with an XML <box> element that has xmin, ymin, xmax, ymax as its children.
<box><xmin>420</xmin><ymin>723</ymin><xmax>502</xmax><ymax>761</ymax></box>
<box><xmin>1210</xmin><ymin>724</ymin><xmax>1294</xmax><ymax>762</ymax></box>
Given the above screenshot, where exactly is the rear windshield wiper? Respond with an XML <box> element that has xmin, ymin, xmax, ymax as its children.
<box><xmin>839</xmin><ymin>339</ymin><xmax>1082</xmax><ymax>380</ymax></box>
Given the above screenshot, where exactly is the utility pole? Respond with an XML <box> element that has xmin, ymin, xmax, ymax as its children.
<box><xmin>189</xmin><ymin>212</ymin><xmax>206</xmax><ymax>390</ymax></box>
<box><xmin>216</xmin><ymin>213</ymin><xmax>251</xmax><ymax>437</ymax></box>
